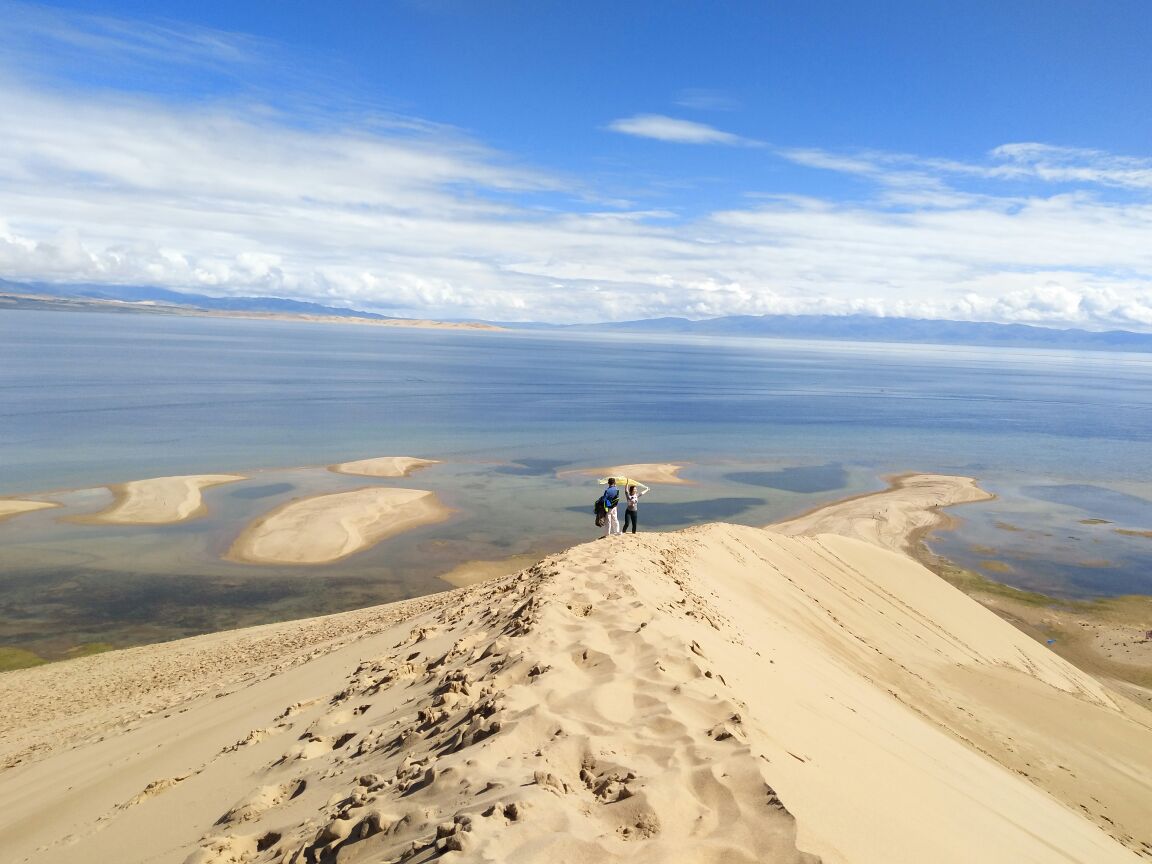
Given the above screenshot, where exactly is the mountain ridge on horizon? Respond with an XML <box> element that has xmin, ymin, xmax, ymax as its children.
<box><xmin>5</xmin><ymin>278</ymin><xmax>1152</xmax><ymax>352</ymax></box>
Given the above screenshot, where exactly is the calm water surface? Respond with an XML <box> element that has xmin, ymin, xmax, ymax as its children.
<box><xmin>2</xmin><ymin>310</ymin><xmax>1151</xmax><ymax>659</ymax></box>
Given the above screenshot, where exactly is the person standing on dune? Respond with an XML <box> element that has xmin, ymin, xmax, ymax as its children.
<box><xmin>623</xmin><ymin>482</ymin><xmax>649</xmax><ymax>534</ymax></box>
<box><xmin>602</xmin><ymin>478</ymin><xmax>621</xmax><ymax>537</ymax></box>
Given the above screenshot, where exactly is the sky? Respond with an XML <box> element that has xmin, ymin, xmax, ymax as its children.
<box><xmin>2</xmin><ymin>1</ymin><xmax>1152</xmax><ymax>327</ymax></box>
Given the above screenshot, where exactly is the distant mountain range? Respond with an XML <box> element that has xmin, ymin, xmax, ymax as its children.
<box><xmin>5</xmin><ymin>278</ymin><xmax>1152</xmax><ymax>352</ymax></box>
<box><xmin>0</xmin><ymin>279</ymin><xmax>391</xmax><ymax>319</ymax></box>
<box><xmin>577</xmin><ymin>314</ymin><xmax>1152</xmax><ymax>352</ymax></box>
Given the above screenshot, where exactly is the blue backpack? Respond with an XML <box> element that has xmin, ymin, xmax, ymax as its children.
<box><xmin>602</xmin><ymin>487</ymin><xmax>619</xmax><ymax>510</ymax></box>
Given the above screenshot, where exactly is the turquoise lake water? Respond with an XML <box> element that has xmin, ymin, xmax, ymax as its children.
<box><xmin>2</xmin><ymin>309</ymin><xmax>1152</xmax><ymax>658</ymax></box>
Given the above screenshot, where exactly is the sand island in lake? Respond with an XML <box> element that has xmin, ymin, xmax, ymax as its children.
<box><xmin>558</xmin><ymin>462</ymin><xmax>690</xmax><ymax>484</ymax></box>
<box><xmin>1</xmin><ymin>472</ymin><xmax>1150</xmax><ymax>863</ymax></box>
<box><xmin>0</xmin><ymin>499</ymin><xmax>61</xmax><ymax>522</ymax></box>
<box><xmin>329</xmin><ymin>456</ymin><xmax>439</xmax><ymax>477</ymax></box>
<box><xmin>81</xmin><ymin>474</ymin><xmax>247</xmax><ymax>524</ymax></box>
<box><xmin>228</xmin><ymin>486</ymin><xmax>451</xmax><ymax>564</ymax></box>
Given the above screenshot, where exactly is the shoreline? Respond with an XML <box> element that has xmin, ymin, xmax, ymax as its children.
<box><xmin>0</xmin><ymin>499</ymin><xmax>61</xmax><ymax>523</ymax></box>
<box><xmin>0</xmin><ymin>292</ymin><xmax>503</xmax><ymax>331</ymax></box>
<box><xmin>912</xmin><ymin>543</ymin><xmax>1152</xmax><ymax>701</ymax></box>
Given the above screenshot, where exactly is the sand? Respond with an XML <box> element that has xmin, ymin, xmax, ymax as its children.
<box><xmin>2</xmin><ymin>473</ymin><xmax>1150</xmax><ymax>863</ymax></box>
<box><xmin>0</xmin><ymin>499</ymin><xmax>60</xmax><ymax>522</ymax></box>
<box><xmin>329</xmin><ymin>456</ymin><xmax>439</xmax><ymax>478</ymax></box>
<box><xmin>559</xmin><ymin>462</ymin><xmax>689</xmax><ymax>485</ymax></box>
<box><xmin>768</xmin><ymin>471</ymin><xmax>994</xmax><ymax>553</ymax></box>
<box><xmin>437</xmin><ymin>553</ymin><xmax>544</xmax><ymax>588</ymax></box>
<box><xmin>83</xmin><ymin>474</ymin><xmax>246</xmax><ymax>524</ymax></box>
<box><xmin>228</xmin><ymin>487</ymin><xmax>451</xmax><ymax>564</ymax></box>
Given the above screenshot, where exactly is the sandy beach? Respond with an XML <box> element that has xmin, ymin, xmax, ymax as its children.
<box><xmin>0</xmin><ymin>499</ymin><xmax>60</xmax><ymax>522</ymax></box>
<box><xmin>82</xmin><ymin>474</ymin><xmax>247</xmax><ymax>524</ymax></box>
<box><xmin>329</xmin><ymin>456</ymin><xmax>439</xmax><ymax>477</ymax></box>
<box><xmin>228</xmin><ymin>487</ymin><xmax>451</xmax><ymax>564</ymax></box>
<box><xmin>1</xmin><ymin>472</ymin><xmax>1149</xmax><ymax>863</ymax></box>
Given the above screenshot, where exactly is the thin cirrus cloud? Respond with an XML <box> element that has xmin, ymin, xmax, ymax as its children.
<box><xmin>781</xmin><ymin>144</ymin><xmax>1152</xmax><ymax>192</ymax></box>
<box><xmin>606</xmin><ymin>114</ymin><xmax>761</xmax><ymax>147</ymax></box>
<box><xmin>674</xmin><ymin>88</ymin><xmax>741</xmax><ymax>111</ymax></box>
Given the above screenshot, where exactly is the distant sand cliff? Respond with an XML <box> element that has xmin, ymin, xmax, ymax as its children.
<box><xmin>1</xmin><ymin>475</ymin><xmax>1149</xmax><ymax>863</ymax></box>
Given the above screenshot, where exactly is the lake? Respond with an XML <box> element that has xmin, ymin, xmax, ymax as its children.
<box><xmin>2</xmin><ymin>309</ymin><xmax>1151</xmax><ymax>661</ymax></box>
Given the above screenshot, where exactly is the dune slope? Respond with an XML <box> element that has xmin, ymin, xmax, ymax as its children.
<box><xmin>2</xmin><ymin>521</ymin><xmax>1150</xmax><ymax>863</ymax></box>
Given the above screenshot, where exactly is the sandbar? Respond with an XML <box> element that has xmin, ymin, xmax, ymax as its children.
<box><xmin>768</xmin><ymin>472</ymin><xmax>993</xmax><ymax>554</ymax></box>
<box><xmin>228</xmin><ymin>486</ymin><xmax>450</xmax><ymax>564</ymax></box>
<box><xmin>558</xmin><ymin>462</ymin><xmax>689</xmax><ymax>485</ymax></box>
<box><xmin>0</xmin><ymin>499</ymin><xmax>60</xmax><ymax>522</ymax></box>
<box><xmin>329</xmin><ymin>456</ymin><xmax>439</xmax><ymax>477</ymax></box>
<box><xmin>83</xmin><ymin>474</ymin><xmax>246</xmax><ymax>524</ymax></box>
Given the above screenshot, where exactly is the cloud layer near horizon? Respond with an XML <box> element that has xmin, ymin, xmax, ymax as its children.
<box><xmin>1</xmin><ymin>8</ymin><xmax>1151</xmax><ymax>329</ymax></box>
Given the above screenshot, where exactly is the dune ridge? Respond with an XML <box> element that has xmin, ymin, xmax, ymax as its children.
<box><xmin>1</xmin><ymin>475</ymin><xmax>1150</xmax><ymax>863</ymax></box>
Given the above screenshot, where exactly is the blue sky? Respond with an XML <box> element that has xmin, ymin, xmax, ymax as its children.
<box><xmin>2</xmin><ymin>0</ymin><xmax>1151</xmax><ymax>327</ymax></box>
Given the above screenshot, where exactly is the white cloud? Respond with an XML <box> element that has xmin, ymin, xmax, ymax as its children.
<box><xmin>606</xmin><ymin>114</ymin><xmax>759</xmax><ymax>146</ymax></box>
<box><xmin>783</xmin><ymin>142</ymin><xmax>1152</xmax><ymax>193</ymax></box>
<box><xmin>1</xmin><ymin>7</ymin><xmax>1151</xmax><ymax>330</ymax></box>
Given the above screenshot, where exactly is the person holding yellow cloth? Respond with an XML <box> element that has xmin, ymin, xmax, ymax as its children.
<box><xmin>623</xmin><ymin>482</ymin><xmax>650</xmax><ymax>533</ymax></box>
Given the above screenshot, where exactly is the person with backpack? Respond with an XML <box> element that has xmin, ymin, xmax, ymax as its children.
<box><xmin>623</xmin><ymin>482</ymin><xmax>650</xmax><ymax>533</ymax></box>
<box><xmin>601</xmin><ymin>477</ymin><xmax>621</xmax><ymax>537</ymax></box>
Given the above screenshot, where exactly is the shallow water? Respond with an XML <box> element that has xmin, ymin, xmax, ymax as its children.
<box><xmin>3</xmin><ymin>309</ymin><xmax>1152</xmax><ymax>657</ymax></box>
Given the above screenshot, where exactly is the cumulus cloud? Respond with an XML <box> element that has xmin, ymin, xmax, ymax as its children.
<box><xmin>1</xmin><ymin>5</ymin><xmax>1151</xmax><ymax>330</ymax></box>
<box><xmin>606</xmin><ymin>114</ymin><xmax>759</xmax><ymax>146</ymax></box>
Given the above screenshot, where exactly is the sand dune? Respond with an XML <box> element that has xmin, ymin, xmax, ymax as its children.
<box><xmin>329</xmin><ymin>456</ymin><xmax>439</xmax><ymax>477</ymax></box>
<box><xmin>3</xmin><ymin>523</ymin><xmax>1150</xmax><ymax>859</ymax></box>
<box><xmin>228</xmin><ymin>487</ymin><xmax>451</xmax><ymax>564</ymax></box>
<box><xmin>84</xmin><ymin>474</ymin><xmax>246</xmax><ymax>524</ymax></box>
<box><xmin>0</xmin><ymin>499</ymin><xmax>59</xmax><ymax>522</ymax></box>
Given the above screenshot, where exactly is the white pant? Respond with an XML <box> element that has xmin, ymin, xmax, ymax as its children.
<box><xmin>604</xmin><ymin>507</ymin><xmax>620</xmax><ymax>536</ymax></box>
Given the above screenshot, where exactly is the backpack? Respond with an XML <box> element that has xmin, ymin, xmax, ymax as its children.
<box><xmin>593</xmin><ymin>496</ymin><xmax>606</xmax><ymax>527</ymax></box>
<box><xmin>603</xmin><ymin>488</ymin><xmax>619</xmax><ymax>510</ymax></box>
